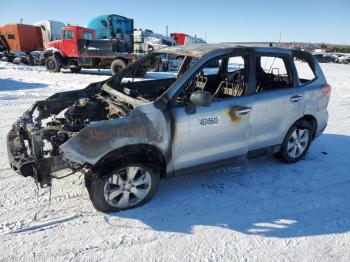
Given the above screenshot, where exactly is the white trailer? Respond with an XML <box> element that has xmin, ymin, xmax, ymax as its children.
<box><xmin>133</xmin><ymin>29</ymin><xmax>176</xmax><ymax>53</ymax></box>
<box><xmin>34</xmin><ymin>20</ymin><xmax>65</xmax><ymax>47</ymax></box>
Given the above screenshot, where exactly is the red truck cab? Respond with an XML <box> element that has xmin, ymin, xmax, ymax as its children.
<box><xmin>170</xmin><ymin>33</ymin><xmax>187</xmax><ymax>45</ymax></box>
<box><xmin>170</xmin><ymin>32</ymin><xmax>206</xmax><ymax>45</ymax></box>
<box><xmin>47</xmin><ymin>26</ymin><xmax>95</xmax><ymax>58</ymax></box>
<box><xmin>44</xmin><ymin>25</ymin><xmax>136</xmax><ymax>74</ymax></box>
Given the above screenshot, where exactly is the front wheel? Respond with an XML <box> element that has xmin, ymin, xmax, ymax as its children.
<box><xmin>279</xmin><ymin>122</ymin><xmax>312</xmax><ymax>163</ymax></box>
<box><xmin>86</xmin><ymin>160</ymin><xmax>160</xmax><ymax>212</ymax></box>
<box><xmin>45</xmin><ymin>55</ymin><xmax>61</xmax><ymax>73</ymax></box>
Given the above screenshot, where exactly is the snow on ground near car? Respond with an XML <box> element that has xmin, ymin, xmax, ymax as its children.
<box><xmin>0</xmin><ymin>62</ymin><xmax>349</xmax><ymax>261</ymax></box>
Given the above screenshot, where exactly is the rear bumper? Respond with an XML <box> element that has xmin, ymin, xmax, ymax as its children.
<box><xmin>315</xmin><ymin>108</ymin><xmax>329</xmax><ymax>138</ymax></box>
<box><xmin>7</xmin><ymin>118</ymin><xmax>67</xmax><ymax>187</ymax></box>
<box><xmin>315</xmin><ymin>123</ymin><xmax>327</xmax><ymax>138</ymax></box>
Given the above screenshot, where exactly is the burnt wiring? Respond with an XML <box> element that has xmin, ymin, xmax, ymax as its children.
<box><xmin>32</xmin><ymin>166</ymin><xmax>88</xmax><ymax>222</ymax></box>
<box><xmin>51</xmin><ymin>168</ymin><xmax>83</xmax><ymax>180</ymax></box>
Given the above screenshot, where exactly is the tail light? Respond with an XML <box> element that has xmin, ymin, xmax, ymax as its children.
<box><xmin>321</xmin><ymin>84</ymin><xmax>331</xmax><ymax>99</ymax></box>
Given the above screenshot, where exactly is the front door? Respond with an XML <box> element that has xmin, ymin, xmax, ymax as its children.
<box><xmin>61</xmin><ymin>29</ymin><xmax>76</xmax><ymax>57</ymax></box>
<box><xmin>171</xmin><ymin>53</ymin><xmax>253</xmax><ymax>172</ymax></box>
<box><xmin>171</xmin><ymin>96</ymin><xmax>253</xmax><ymax>171</ymax></box>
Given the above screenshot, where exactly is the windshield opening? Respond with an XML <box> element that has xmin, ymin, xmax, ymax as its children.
<box><xmin>105</xmin><ymin>52</ymin><xmax>197</xmax><ymax>102</ymax></box>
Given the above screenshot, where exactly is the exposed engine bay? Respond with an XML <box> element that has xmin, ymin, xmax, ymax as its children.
<box><xmin>7</xmin><ymin>83</ymin><xmax>136</xmax><ymax>187</ymax></box>
<box><xmin>39</xmin><ymin>93</ymin><xmax>133</xmax><ymax>153</ymax></box>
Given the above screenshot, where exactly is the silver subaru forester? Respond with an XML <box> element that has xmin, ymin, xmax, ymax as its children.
<box><xmin>7</xmin><ymin>44</ymin><xmax>331</xmax><ymax>212</ymax></box>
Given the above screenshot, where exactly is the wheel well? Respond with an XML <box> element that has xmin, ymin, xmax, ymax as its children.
<box><xmin>44</xmin><ymin>51</ymin><xmax>64</xmax><ymax>64</ymax></box>
<box><xmin>296</xmin><ymin>115</ymin><xmax>318</xmax><ymax>139</ymax></box>
<box><xmin>113</xmin><ymin>57</ymin><xmax>127</xmax><ymax>64</ymax></box>
<box><xmin>94</xmin><ymin>144</ymin><xmax>167</xmax><ymax>179</ymax></box>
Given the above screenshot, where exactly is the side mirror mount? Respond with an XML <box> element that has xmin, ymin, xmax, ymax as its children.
<box><xmin>190</xmin><ymin>90</ymin><xmax>213</xmax><ymax>107</ymax></box>
<box><xmin>185</xmin><ymin>90</ymin><xmax>213</xmax><ymax>115</ymax></box>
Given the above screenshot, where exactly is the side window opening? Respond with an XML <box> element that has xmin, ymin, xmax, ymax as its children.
<box><xmin>176</xmin><ymin>55</ymin><xmax>248</xmax><ymax>105</ymax></box>
<box><xmin>293</xmin><ymin>56</ymin><xmax>316</xmax><ymax>84</ymax></box>
<box><xmin>256</xmin><ymin>56</ymin><xmax>292</xmax><ymax>93</ymax></box>
<box><xmin>64</xmin><ymin>30</ymin><xmax>74</xmax><ymax>39</ymax></box>
<box><xmin>228</xmin><ymin>56</ymin><xmax>245</xmax><ymax>72</ymax></box>
<box><xmin>8</xmin><ymin>34</ymin><xmax>15</xmax><ymax>40</ymax></box>
<box><xmin>217</xmin><ymin>55</ymin><xmax>247</xmax><ymax>98</ymax></box>
<box><xmin>83</xmin><ymin>31</ymin><xmax>93</xmax><ymax>40</ymax></box>
<box><xmin>201</xmin><ymin>59</ymin><xmax>221</xmax><ymax>76</ymax></box>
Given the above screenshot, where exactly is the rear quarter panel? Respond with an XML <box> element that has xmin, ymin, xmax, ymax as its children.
<box><xmin>296</xmin><ymin>56</ymin><xmax>329</xmax><ymax>135</ymax></box>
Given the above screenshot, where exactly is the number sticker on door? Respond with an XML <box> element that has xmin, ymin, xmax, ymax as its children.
<box><xmin>198</xmin><ymin>116</ymin><xmax>221</xmax><ymax>127</ymax></box>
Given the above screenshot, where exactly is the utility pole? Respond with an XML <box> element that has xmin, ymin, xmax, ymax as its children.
<box><xmin>279</xmin><ymin>31</ymin><xmax>282</xmax><ymax>43</ymax></box>
<box><xmin>166</xmin><ymin>25</ymin><xmax>168</xmax><ymax>37</ymax></box>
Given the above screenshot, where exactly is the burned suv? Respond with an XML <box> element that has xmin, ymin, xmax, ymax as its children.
<box><xmin>7</xmin><ymin>44</ymin><xmax>330</xmax><ymax>212</ymax></box>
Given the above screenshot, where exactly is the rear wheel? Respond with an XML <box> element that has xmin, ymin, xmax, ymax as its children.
<box><xmin>86</xmin><ymin>160</ymin><xmax>160</xmax><ymax>213</ymax></box>
<box><xmin>45</xmin><ymin>55</ymin><xmax>61</xmax><ymax>73</ymax></box>
<box><xmin>279</xmin><ymin>121</ymin><xmax>313</xmax><ymax>163</ymax></box>
<box><xmin>111</xmin><ymin>59</ymin><xmax>126</xmax><ymax>75</ymax></box>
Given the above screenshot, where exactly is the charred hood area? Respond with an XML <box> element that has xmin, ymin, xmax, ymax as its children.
<box><xmin>7</xmin><ymin>81</ymin><xmax>136</xmax><ymax>187</ymax></box>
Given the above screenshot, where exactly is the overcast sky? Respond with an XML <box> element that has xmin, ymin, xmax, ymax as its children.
<box><xmin>0</xmin><ymin>0</ymin><xmax>349</xmax><ymax>44</ymax></box>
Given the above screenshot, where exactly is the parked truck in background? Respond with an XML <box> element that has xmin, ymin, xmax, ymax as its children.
<box><xmin>34</xmin><ymin>20</ymin><xmax>65</xmax><ymax>47</ymax></box>
<box><xmin>133</xmin><ymin>29</ymin><xmax>176</xmax><ymax>53</ymax></box>
<box><xmin>87</xmin><ymin>14</ymin><xmax>175</xmax><ymax>53</ymax></box>
<box><xmin>43</xmin><ymin>25</ymin><xmax>138</xmax><ymax>74</ymax></box>
<box><xmin>87</xmin><ymin>14</ymin><xmax>133</xmax><ymax>43</ymax></box>
<box><xmin>0</xmin><ymin>23</ymin><xmax>43</xmax><ymax>52</ymax></box>
<box><xmin>170</xmin><ymin>33</ymin><xmax>206</xmax><ymax>45</ymax></box>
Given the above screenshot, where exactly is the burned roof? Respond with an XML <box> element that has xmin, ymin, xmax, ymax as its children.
<box><xmin>158</xmin><ymin>44</ymin><xmax>246</xmax><ymax>58</ymax></box>
<box><xmin>157</xmin><ymin>43</ymin><xmax>294</xmax><ymax>58</ymax></box>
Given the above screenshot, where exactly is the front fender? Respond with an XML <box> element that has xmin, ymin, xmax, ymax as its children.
<box><xmin>60</xmin><ymin>105</ymin><xmax>171</xmax><ymax>166</ymax></box>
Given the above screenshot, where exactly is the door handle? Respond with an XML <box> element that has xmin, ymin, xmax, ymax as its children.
<box><xmin>290</xmin><ymin>95</ymin><xmax>304</xmax><ymax>103</ymax></box>
<box><xmin>235</xmin><ymin>106</ymin><xmax>252</xmax><ymax>115</ymax></box>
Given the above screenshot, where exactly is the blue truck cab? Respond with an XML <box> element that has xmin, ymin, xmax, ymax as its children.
<box><xmin>87</xmin><ymin>14</ymin><xmax>134</xmax><ymax>40</ymax></box>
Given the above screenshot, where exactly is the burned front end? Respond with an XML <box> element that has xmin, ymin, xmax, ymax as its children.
<box><xmin>7</xmin><ymin>82</ymin><xmax>135</xmax><ymax>187</ymax></box>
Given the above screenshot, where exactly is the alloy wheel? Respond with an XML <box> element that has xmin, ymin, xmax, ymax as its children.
<box><xmin>287</xmin><ymin>128</ymin><xmax>309</xmax><ymax>158</ymax></box>
<box><xmin>103</xmin><ymin>166</ymin><xmax>152</xmax><ymax>208</ymax></box>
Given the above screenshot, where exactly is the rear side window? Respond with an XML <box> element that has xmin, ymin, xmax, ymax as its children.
<box><xmin>64</xmin><ymin>30</ymin><xmax>74</xmax><ymax>39</ymax></box>
<box><xmin>293</xmin><ymin>57</ymin><xmax>316</xmax><ymax>84</ymax></box>
<box><xmin>8</xmin><ymin>34</ymin><xmax>15</xmax><ymax>40</ymax></box>
<box><xmin>260</xmin><ymin>56</ymin><xmax>288</xmax><ymax>75</ymax></box>
<box><xmin>83</xmin><ymin>31</ymin><xmax>93</xmax><ymax>40</ymax></box>
<box><xmin>256</xmin><ymin>56</ymin><xmax>292</xmax><ymax>92</ymax></box>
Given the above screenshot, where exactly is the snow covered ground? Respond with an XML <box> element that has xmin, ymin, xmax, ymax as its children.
<box><xmin>0</xmin><ymin>62</ymin><xmax>349</xmax><ymax>261</ymax></box>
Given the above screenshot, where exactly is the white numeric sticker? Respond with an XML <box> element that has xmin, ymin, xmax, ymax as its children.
<box><xmin>198</xmin><ymin>116</ymin><xmax>221</xmax><ymax>127</ymax></box>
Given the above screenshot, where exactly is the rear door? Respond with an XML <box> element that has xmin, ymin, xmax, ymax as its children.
<box><xmin>247</xmin><ymin>53</ymin><xmax>305</xmax><ymax>151</ymax></box>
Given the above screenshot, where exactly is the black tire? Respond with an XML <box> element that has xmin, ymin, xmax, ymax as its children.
<box><xmin>69</xmin><ymin>66</ymin><xmax>82</xmax><ymax>73</ymax></box>
<box><xmin>111</xmin><ymin>59</ymin><xmax>126</xmax><ymax>75</ymax></box>
<box><xmin>86</xmin><ymin>159</ymin><xmax>160</xmax><ymax>213</ymax></box>
<box><xmin>278</xmin><ymin>121</ymin><xmax>313</xmax><ymax>163</ymax></box>
<box><xmin>45</xmin><ymin>55</ymin><xmax>61</xmax><ymax>73</ymax></box>
<box><xmin>22</xmin><ymin>54</ymin><xmax>34</xmax><ymax>65</ymax></box>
